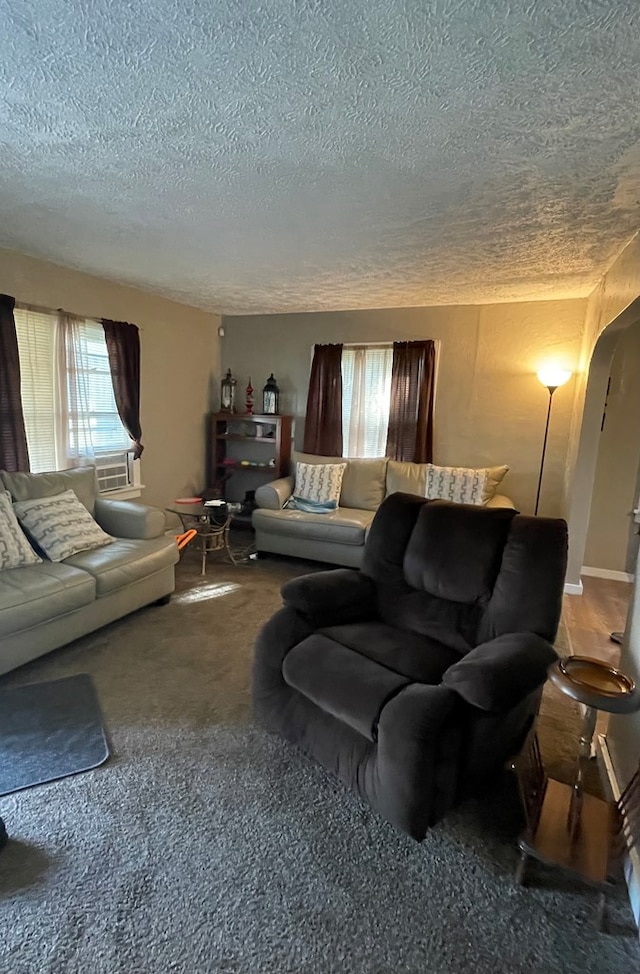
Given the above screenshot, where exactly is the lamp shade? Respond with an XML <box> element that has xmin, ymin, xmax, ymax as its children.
<box><xmin>537</xmin><ymin>367</ymin><xmax>572</xmax><ymax>390</ymax></box>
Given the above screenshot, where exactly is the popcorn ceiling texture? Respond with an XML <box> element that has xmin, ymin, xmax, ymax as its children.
<box><xmin>1</xmin><ymin>0</ymin><xmax>640</xmax><ymax>314</ymax></box>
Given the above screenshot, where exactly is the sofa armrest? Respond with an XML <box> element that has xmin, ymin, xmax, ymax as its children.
<box><xmin>281</xmin><ymin>569</ymin><xmax>377</xmax><ymax>626</ymax></box>
<box><xmin>255</xmin><ymin>477</ymin><xmax>294</xmax><ymax>510</ymax></box>
<box><xmin>442</xmin><ymin>632</ymin><xmax>557</xmax><ymax>713</ymax></box>
<box><xmin>484</xmin><ymin>493</ymin><xmax>516</xmax><ymax>509</ymax></box>
<box><xmin>94</xmin><ymin>498</ymin><xmax>166</xmax><ymax>539</ymax></box>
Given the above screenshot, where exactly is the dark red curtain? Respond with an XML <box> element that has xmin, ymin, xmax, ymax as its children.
<box><xmin>385</xmin><ymin>340</ymin><xmax>435</xmax><ymax>463</ymax></box>
<box><xmin>102</xmin><ymin>319</ymin><xmax>144</xmax><ymax>458</ymax></box>
<box><xmin>303</xmin><ymin>343</ymin><xmax>343</xmax><ymax>456</ymax></box>
<box><xmin>0</xmin><ymin>294</ymin><xmax>30</xmax><ymax>472</ymax></box>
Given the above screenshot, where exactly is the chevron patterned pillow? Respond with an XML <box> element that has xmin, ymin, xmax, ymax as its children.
<box><xmin>0</xmin><ymin>490</ymin><xmax>41</xmax><ymax>569</ymax></box>
<box><xmin>14</xmin><ymin>489</ymin><xmax>114</xmax><ymax>562</ymax></box>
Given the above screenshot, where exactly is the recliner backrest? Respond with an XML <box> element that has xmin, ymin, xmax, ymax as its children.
<box><xmin>362</xmin><ymin>493</ymin><xmax>567</xmax><ymax>651</ymax></box>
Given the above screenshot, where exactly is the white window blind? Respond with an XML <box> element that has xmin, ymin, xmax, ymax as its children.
<box><xmin>14</xmin><ymin>308</ymin><xmax>130</xmax><ymax>477</ymax></box>
<box><xmin>342</xmin><ymin>345</ymin><xmax>393</xmax><ymax>458</ymax></box>
<box><xmin>14</xmin><ymin>308</ymin><xmax>59</xmax><ymax>472</ymax></box>
<box><xmin>64</xmin><ymin>318</ymin><xmax>131</xmax><ymax>457</ymax></box>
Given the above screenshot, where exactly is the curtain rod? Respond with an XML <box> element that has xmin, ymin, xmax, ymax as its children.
<box><xmin>15</xmin><ymin>300</ymin><xmax>101</xmax><ymax>325</ymax></box>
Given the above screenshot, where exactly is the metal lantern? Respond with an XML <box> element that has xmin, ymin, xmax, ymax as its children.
<box><xmin>262</xmin><ymin>373</ymin><xmax>280</xmax><ymax>415</ymax></box>
<box><xmin>220</xmin><ymin>368</ymin><xmax>237</xmax><ymax>412</ymax></box>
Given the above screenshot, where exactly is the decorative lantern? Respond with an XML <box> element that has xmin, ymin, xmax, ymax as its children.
<box><xmin>262</xmin><ymin>374</ymin><xmax>280</xmax><ymax>415</ymax></box>
<box><xmin>220</xmin><ymin>369</ymin><xmax>237</xmax><ymax>412</ymax></box>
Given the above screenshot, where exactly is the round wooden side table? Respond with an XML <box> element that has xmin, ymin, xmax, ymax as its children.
<box><xmin>514</xmin><ymin>655</ymin><xmax>640</xmax><ymax>928</ymax></box>
<box><xmin>549</xmin><ymin>656</ymin><xmax>639</xmax><ymax>839</ymax></box>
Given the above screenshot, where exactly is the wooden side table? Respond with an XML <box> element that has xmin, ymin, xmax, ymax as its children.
<box><xmin>513</xmin><ymin>655</ymin><xmax>640</xmax><ymax>928</ymax></box>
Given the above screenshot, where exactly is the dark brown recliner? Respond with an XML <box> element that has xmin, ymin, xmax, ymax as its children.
<box><xmin>253</xmin><ymin>493</ymin><xmax>568</xmax><ymax>840</ymax></box>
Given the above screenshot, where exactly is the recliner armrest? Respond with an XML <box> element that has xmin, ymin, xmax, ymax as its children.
<box><xmin>281</xmin><ymin>569</ymin><xmax>377</xmax><ymax>626</ymax></box>
<box><xmin>94</xmin><ymin>498</ymin><xmax>166</xmax><ymax>539</ymax></box>
<box><xmin>442</xmin><ymin>632</ymin><xmax>557</xmax><ymax>713</ymax></box>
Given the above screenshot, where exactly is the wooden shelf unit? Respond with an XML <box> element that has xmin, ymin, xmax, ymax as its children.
<box><xmin>207</xmin><ymin>412</ymin><xmax>293</xmax><ymax>494</ymax></box>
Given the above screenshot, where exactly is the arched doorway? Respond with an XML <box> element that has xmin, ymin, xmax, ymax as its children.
<box><xmin>566</xmin><ymin>297</ymin><xmax>640</xmax><ymax>592</ymax></box>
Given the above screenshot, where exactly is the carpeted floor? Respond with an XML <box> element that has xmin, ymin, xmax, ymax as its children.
<box><xmin>0</xmin><ymin>549</ymin><xmax>638</xmax><ymax>974</ymax></box>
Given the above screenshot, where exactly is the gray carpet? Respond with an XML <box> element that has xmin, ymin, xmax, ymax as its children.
<box><xmin>0</xmin><ymin>549</ymin><xmax>638</xmax><ymax>974</ymax></box>
<box><xmin>0</xmin><ymin>673</ymin><xmax>109</xmax><ymax>796</ymax></box>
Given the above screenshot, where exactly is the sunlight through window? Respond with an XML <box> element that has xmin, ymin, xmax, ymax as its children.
<box><xmin>174</xmin><ymin>582</ymin><xmax>242</xmax><ymax>604</ymax></box>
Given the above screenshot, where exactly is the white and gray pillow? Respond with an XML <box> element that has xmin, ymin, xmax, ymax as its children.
<box><xmin>13</xmin><ymin>489</ymin><xmax>114</xmax><ymax>562</ymax></box>
<box><xmin>425</xmin><ymin>464</ymin><xmax>508</xmax><ymax>506</ymax></box>
<box><xmin>296</xmin><ymin>461</ymin><xmax>347</xmax><ymax>503</ymax></box>
<box><xmin>0</xmin><ymin>489</ymin><xmax>41</xmax><ymax>569</ymax></box>
<box><xmin>285</xmin><ymin>461</ymin><xmax>347</xmax><ymax>513</ymax></box>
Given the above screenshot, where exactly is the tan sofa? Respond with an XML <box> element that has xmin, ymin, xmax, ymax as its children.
<box><xmin>252</xmin><ymin>453</ymin><xmax>514</xmax><ymax>567</ymax></box>
<box><xmin>0</xmin><ymin>467</ymin><xmax>179</xmax><ymax>675</ymax></box>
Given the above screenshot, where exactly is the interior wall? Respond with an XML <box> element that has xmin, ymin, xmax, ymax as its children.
<box><xmin>222</xmin><ymin>299</ymin><xmax>586</xmax><ymax>517</ymax></box>
<box><xmin>607</xmin><ymin>550</ymin><xmax>640</xmax><ymax>791</ymax></box>
<box><xmin>0</xmin><ymin>248</ymin><xmax>221</xmax><ymax>507</ymax></box>
<box><xmin>566</xmin><ymin>233</ymin><xmax>640</xmax><ymax>587</ymax></box>
<box><xmin>583</xmin><ymin>322</ymin><xmax>640</xmax><ymax>574</ymax></box>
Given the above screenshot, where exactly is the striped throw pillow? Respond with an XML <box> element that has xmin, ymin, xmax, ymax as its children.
<box><xmin>285</xmin><ymin>461</ymin><xmax>347</xmax><ymax>512</ymax></box>
<box><xmin>14</xmin><ymin>489</ymin><xmax>114</xmax><ymax>562</ymax></box>
<box><xmin>0</xmin><ymin>490</ymin><xmax>41</xmax><ymax>569</ymax></box>
<box><xmin>425</xmin><ymin>464</ymin><xmax>507</xmax><ymax>506</ymax></box>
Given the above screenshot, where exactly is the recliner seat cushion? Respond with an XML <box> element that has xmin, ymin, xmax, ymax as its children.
<box><xmin>63</xmin><ymin>536</ymin><xmax>177</xmax><ymax>596</ymax></box>
<box><xmin>376</xmin><ymin>590</ymin><xmax>481</xmax><ymax>653</ymax></box>
<box><xmin>320</xmin><ymin>622</ymin><xmax>460</xmax><ymax>683</ymax></box>
<box><xmin>0</xmin><ymin>563</ymin><xmax>95</xmax><ymax>635</ymax></box>
<box><xmin>283</xmin><ymin>634</ymin><xmax>410</xmax><ymax>741</ymax></box>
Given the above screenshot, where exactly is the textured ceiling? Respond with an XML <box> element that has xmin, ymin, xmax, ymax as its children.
<box><xmin>1</xmin><ymin>0</ymin><xmax>640</xmax><ymax>315</ymax></box>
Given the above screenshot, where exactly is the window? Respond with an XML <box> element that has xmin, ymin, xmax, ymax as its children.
<box><xmin>14</xmin><ymin>308</ymin><xmax>133</xmax><ymax>487</ymax></box>
<box><xmin>341</xmin><ymin>345</ymin><xmax>393</xmax><ymax>457</ymax></box>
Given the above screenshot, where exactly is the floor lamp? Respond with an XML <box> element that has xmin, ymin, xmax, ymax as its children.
<box><xmin>534</xmin><ymin>368</ymin><xmax>572</xmax><ymax>515</ymax></box>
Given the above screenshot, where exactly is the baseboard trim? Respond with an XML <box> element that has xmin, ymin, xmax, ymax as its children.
<box><xmin>598</xmin><ymin>733</ymin><xmax>640</xmax><ymax>932</ymax></box>
<box><xmin>581</xmin><ymin>566</ymin><xmax>634</xmax><ymax>583</ymax></box>
<box><xmin>563</xmin><ymin>580</ymin><xmax>584</xmax><ymax>596</ymax></box>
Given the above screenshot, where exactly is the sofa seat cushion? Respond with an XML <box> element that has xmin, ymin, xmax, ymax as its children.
<box><xmin>0</xmin><ymin>563</ymin><xmax>96</xmax><ymax>636</ymax></box>
<box><xmin>253</xmin><ymin>507</ymin><xmax>374</xmax><ymax>546</ymax></box>
<box><xmin>63</xmin><ymin>536</ymin><xmax>178</xmax><ymax>597</ymax></box>
<box><xmin>283</xmin><ymin>634</ymin><xmax>410</xmax><ymax>741</ymax></box>
<box><xmin>320</xmin><ymin>622</ymin><xmax>461</xmax><ymax>683</ymax></box>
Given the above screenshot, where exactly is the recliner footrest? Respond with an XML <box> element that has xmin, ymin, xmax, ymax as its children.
<box><xmin>283</xmin><ymin>634</ymin><xmax>410</xmax><ymax>741</ymax></box>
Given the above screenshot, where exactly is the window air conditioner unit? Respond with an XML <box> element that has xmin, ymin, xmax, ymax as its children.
<box><xmin>95</xmin><ymin>452</ymin><xmax>133</xmax><ymax>493</ymax></box>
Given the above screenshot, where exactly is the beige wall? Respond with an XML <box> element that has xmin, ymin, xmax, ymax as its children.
<box><xmin>564</xmin><ymin>233</ymin><xmax>640</xmax><ymax>831</ymax></box>
<box><xmin>222</xmin><ymin>299</ymin><xmax>586</xmax><ymax>516</ymax></box>
<box><xmin>0</xmin><ymin>248</ymin><xmax>221</xmax><ymax>507</ymax></box>
<box><xmin>584</xmin><ymin>322</ymin><xmax>640</xmax><ymax>574</ymax></box>
<box><xmin>565</xmin><ymin>234</ymin><xmax>640</xmax><ymax>585</ymax></box>
<box><xmin>607</xmin><ymin>549</ymin><xmax>640</xmax><ymax>791</ymax></box>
